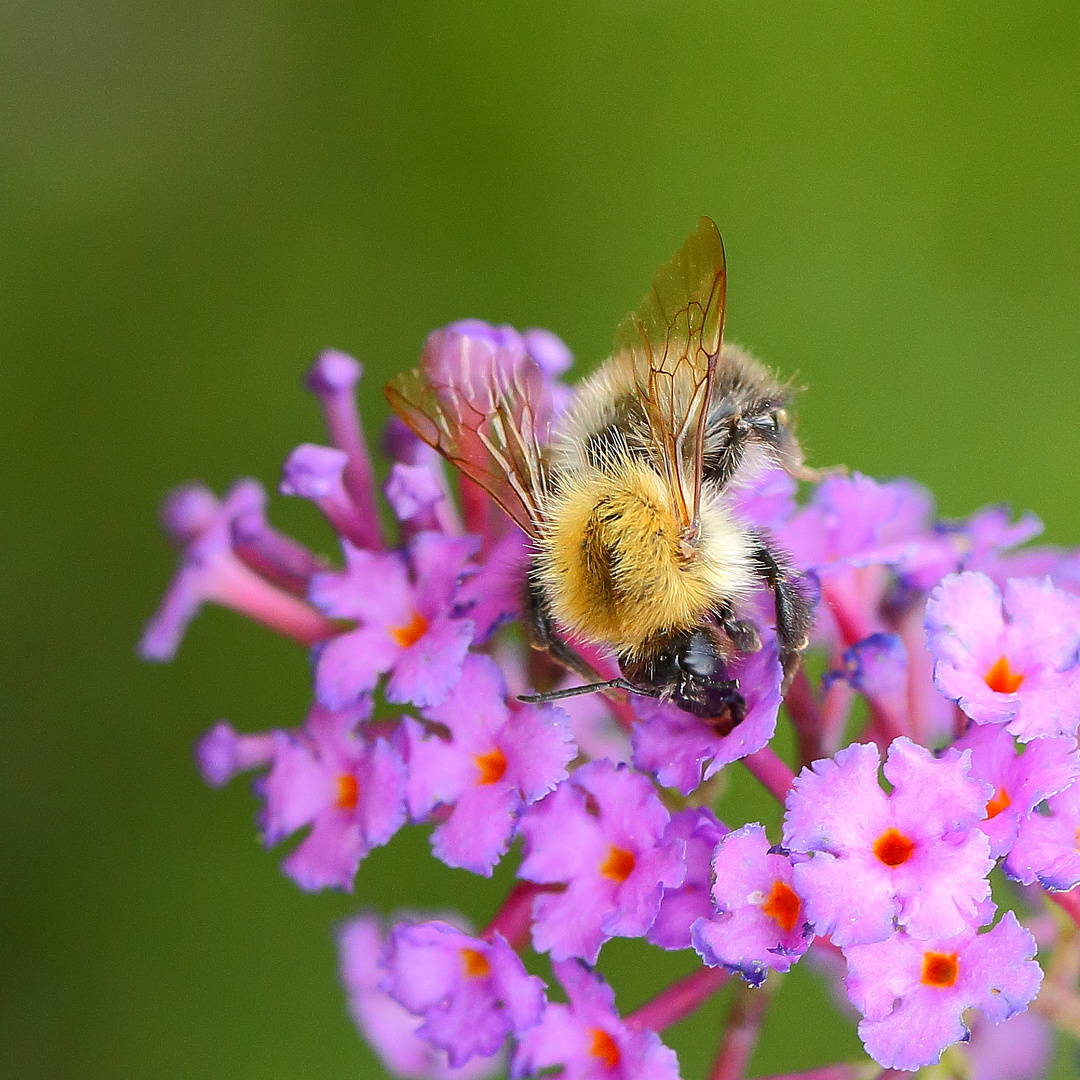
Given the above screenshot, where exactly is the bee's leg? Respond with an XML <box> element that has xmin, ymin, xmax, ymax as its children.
<box><xmin>521</xmin><ymin>570</ymin><xmax>608</xmax><ymax>687</ymax></box>
<box><xmin>713</xmin><ymin>601</ymin><xmax>762</xmax><ymax>654</ymax></box>
<box><xmin>748</xmin><ymin>537</ymin><xmax>814</xmax><ymax>688</ymax></box>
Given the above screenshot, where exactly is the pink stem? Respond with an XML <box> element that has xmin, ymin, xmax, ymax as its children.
<box><xmin>1049</xmin><ymin>887</ymin><xmax>1080</xmax><ymax>929</ymax></box>
<box><xmin>753</xmin><ymin>1068</ymin><xmax>856</xmax><ymax>1080</ymax></box>
<box><xmin>742</xmin><ymin>747</ymin><xmax>795</xmax><ymax>803</ymax></box>
<box><xmin>625</xmin><ymin>966</ymin><xmax>729</xmax><ymax>1033</ymax></box>
<box><xmin>481</xmin><ymin>882</ymin><xmax>553</xmax><ymax>950</ymax></box>
<box><xmin>707</xmin><ymin>985</ymin><xmax>770</xmax><ymax>1080</ymax></box>
<box><xmin>784</xmin><ymin>667</ymin><xmax>824</xmax><ymax>767</ymax></box>
<box><xmin>212</xmin><ymin>553</ymin><xmax>341</xmax><ymax>645</ymax></box>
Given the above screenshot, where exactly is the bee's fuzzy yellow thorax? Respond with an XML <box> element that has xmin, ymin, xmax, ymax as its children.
<box><xmin>534</xmin><ymin>460</ymin><xmax>753</xmax><ymax>655</ymax></box>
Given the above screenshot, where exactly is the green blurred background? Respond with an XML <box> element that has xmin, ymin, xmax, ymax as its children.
<box><xmin>5</xmin><ymin>2</ymin><xmax>1080</xmax><ymax>1077</ymax></box>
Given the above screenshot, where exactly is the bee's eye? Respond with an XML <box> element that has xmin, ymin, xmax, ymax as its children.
<box><xmin>771</xmin><ymin>408</ymin><xmax>788</xmax><ymax>431</ymax></box>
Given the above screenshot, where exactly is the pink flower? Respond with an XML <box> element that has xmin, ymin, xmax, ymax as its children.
<box><xmin>783</xmin><ymin>738</ymin><xmax>994</xmax><ymax>946</ymax></box>
<box><xmin>843</xmin><ymin>912</ymin><xmax>1042</xmax><ymax>1070</ymax></box>
<box><xmin>517</xmin><ymin>761</ymin><xmax>685</xmax><ymax>963</ymax></box>
<box><xmin>926</xmin><ymin>572</ymin><xmax>1080</xmax><ymax>741</ymax></box>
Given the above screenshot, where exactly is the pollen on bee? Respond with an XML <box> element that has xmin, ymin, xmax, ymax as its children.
<box><xmin>600</xmin><ymin>846</ymin><xmax>636</xmax><ymax>882</ymax></box>
<box><xmin>984</xmin><ymin>655</ymin><xmax>1024</xmax><ymax>694</ymax></box>
<box><xmin>390</xmin><ymin>610</ymin><xmax>429</xmax><ymax>649</ymax></box>
<box><xmin>460</xmin><ymin>948</ymin><xmax>491</xmax><ymax>978</ymax></box>
<box><xmin>873</xmin><ymin>828</ymin><xmax>915</xmax><ymax>867</ymax></box>
<box><xmin>920</xmin><ymin>951</ymin><xmax>959</xmax><ymax>988</ymax></box>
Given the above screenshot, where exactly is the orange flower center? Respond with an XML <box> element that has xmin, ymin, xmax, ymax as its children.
<box><xmin>589</xmin><ymin>1028</ymin><xmax>620</xmax><ymax>1068</ymax></box>
<box><xmin>600</xmin><ymin>846</ymin><xmax>636</xmax><ymax>882</ymax></box>
<box><xmin>985</xmin><ymin>655</ymin><xmax>1024</xmax><ymax>694</ymax></box>
<box><xmin>336</xmin><ymin>774</ymin><xmax>359</xmax><ymax>810</ymax></box>
<box><xmin>873</xmin><ymin>828</ymin><xmax>915</xmax><ymax>867</ymax></box>
<box><xmin>761</xmin><ymin>880</ymin><xmax>801</xmax><ymax>933</ymax></box>
<box><xmin>474</xmin><ymin>747</ymin><xmax>508</xmax><ymax>785</ymax></box>
<box><xmin>986</xmin><ymin>787</ymin><xmax>1011</xmax><ymax>820</ymax></box>
<box><xmin>390</xmin><ymin>611</ymin><xmax>429</xmax><ymax>649</ymax></box>
<box><xmin>460</xmin><ymin>948</ymin><xmax>491</xmax><ymax>978</ymax></box>
<box><xmin>921</xmin><ymin>951</ymin><xmax>959</xmax><ymax>987</ymax></box>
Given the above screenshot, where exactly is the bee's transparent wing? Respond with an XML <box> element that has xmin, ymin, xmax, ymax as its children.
<box><xmin>611</xmin><ymin>216</ymin><xmax>726</xmax><ymax>530</ymax></box>
<box><xmin>384</xmin><ymin>329</ymin><xmax>552</xmax><ymax>537</ymax></box>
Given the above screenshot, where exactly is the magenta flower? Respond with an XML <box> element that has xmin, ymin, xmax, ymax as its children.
<box><xmin>1004</xmin><ymin>778</ymin><xmax>1080</xmax><ymax>890</ymax></box>
<box><xmin>631</xmin><ymin>639</ymin><xmax>783</xmax><ymax>796</ymax></box>
<box><xmin>380</xmin><ymin>921</ymin><xmax>545</xmax><ymax>1067</ymax></box>
<box><xmin>404</xmin><ymin>653</ymin><xmax>575</xmax><ymax>875</ymax></box>
<box><xmin>926</xmin><ymin>572</ymin><xmax>1080</xmax><ymax>741</ymax></box>
<box><xmin>648</xmin><ymin>808</ymin><xmax>727</xmax><ymax>951</ymax></box>
<box><xmin>256</xmin><ymin>703</ymin><xmax>407</xmax><ymax>891</ymax></box>
<box><xmin>310</xmin><ymin>531</ymin><xmax>478</xmax><ymax>709</ymax></box>
<box><xmin>783</xmin><ymin>738</ymin><xmax>994</xmax><ymax>946</ymax></box>
<box><xmin>338</xmin><ymin>915</ymin><xmax>500</xmax><ymax>1080</ymax></box>
<box><xmin>512</xmin><ymin>961</ymin><xmax>680</xmax><ymax>1080</ymax></box>
<box><xmin>140</xmin><ymin>480</ymin><xmax>335</xmax><ymax>660</ymax></box>
<box><xmin>517</xmin><ymin>761</ymin><xmax>685</xmax><ymax>963</ymax></box>
<box><xmin>195</xmin><ymin>720</ymin><xmax>276</xmax><ymax>788</ymax></box>
<box><xmin>954</xmin><ymin>722</ymin><xmax>1080</xmax><ymax>859</ymax></box>
<box><xmin>691</xmin><ymin>823</ymin><xmax>811</xmax><ymax>984</ymax></box>
<box><xmin>843</xmin><ymin>912</ymin><xmax>1042</xmax><ymax>1070</ymax></box>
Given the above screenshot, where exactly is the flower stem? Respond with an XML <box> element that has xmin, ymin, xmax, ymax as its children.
<box><xmin>742</xmin><ymin>747</ymin><xmax>795</xmax><ymax>803</ymax></box>
<box><xmin>707</xmin><ymin>982</ymin><xmax>770</xmax><ymax>1080</ymax></box>
<box><xmin>481</xmin><ymin>881</ymin><xmax>552</xmax><ymax>950</ymax></box>
<box><xmin>784</xmin><ymin>668</ymin><xmax>824</xmax><ymax>766</ymax></box>
<box><xmin>624</xmin><ymin>965</ymin><xmax>729</xmax><ymax>1033</ymax></box>
<box><xmin>751</xmin><ymin>1067</ymin><xmax>856</xmax><ymax>1080</ymax></box>
<box><xmin>1049</xmin><ymin>887</ymin><xmax>1080</xmax><ymax>930</ymax></box>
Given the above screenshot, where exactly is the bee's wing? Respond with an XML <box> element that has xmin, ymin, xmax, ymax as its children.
<box><xmin>612</xmin><ymin>216</ymin><xmax>726</xmax><ymax>530</ymax></box>
<box><xmin>384</xmin><ymin>329</ymin><xmax>552</xmax><ymax>537</ymax></box>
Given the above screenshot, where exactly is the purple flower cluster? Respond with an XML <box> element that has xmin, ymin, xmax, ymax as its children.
<box><xmin>144</xmin><ymin>321</ymin><xmax>1080</xmax><ymax>1078</ymax></box>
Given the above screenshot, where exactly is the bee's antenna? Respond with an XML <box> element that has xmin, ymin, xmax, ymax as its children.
<box><xmin>518</xmin><ymin>678</ymin><xmax>662</xmax><ymax>704</ymax></box>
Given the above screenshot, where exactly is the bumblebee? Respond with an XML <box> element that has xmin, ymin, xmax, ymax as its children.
<box><xmin>386</xmin><ymin>217</ymin><xmax>812</xmax><ymax>726</ymax></box>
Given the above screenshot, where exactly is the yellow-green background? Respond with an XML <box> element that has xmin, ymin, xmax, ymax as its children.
<box><xmin>4</xmin><ymin>3</ymin><xmax>1080</xmax><ymax>1077</ymax></box>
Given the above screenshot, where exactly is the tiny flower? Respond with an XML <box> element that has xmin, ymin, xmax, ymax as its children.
<box><xmin>691</xmin><ymin>823</ymin><xmax>811</xmax><ymax>984</ymax></box>
<box><xmin>304</xmin><ymin>349</ymin><xmax>383</xmax><ymax>548</ymax></box>
<box><xmin>842</xmin><ymin>911</ymin><xmax>1042</xmax><ymax>1071</ymax></box>
<box><xmin>338</xmin><ymin>915</ymin><xmax>500</xmax><ymax>1080</ymax></box>
<box><xmin>779</xmin><ymin>472</ymin><xmax>945</xmax><ymax>645</ymax></box>
<box><xmin>195</xmin><ymin>720</ymin><xmax>276</xmax><ymax>788</ymax></box>
<box><xmin>518</xmin><ymin>761</ymin><xmax>685</xmax><ymax>964</ymax></box>
<box><xmin>1004</xmin><ymin>777</ymin><xmax>1080</xmax><ymax>890</ymax></box>
<box><xmin>385</xmin><ymin>462</ymin><xmax>448</xmax><ymax>527</ymax></box>
<box><xmin>631</xmin><ymin>639</ymin><xmax>783</xmax><ymax>796</ymax></box>
<box><xmin>140</xmin><ymin>479</ymin><xmax>337</xmax><ymax>661</ymax></box>
<box><xmin>648</xmin><ymin>807</ymin><xmax>727</xmax><ymax>951</ymax></box>
<box><xmin>824</xmin><ymin>632</ymin><xmax>908</xmax><ymax>733</ymax></box>
<box><xmin>954</xmin><ymin>722</ymin><xmax>1080</xmax><ymax>859</ymax></box>
<box><xmin>380</xmin><ymin>921</ymin><xmax>545</xmax><ymax>1068</ymax></box>
<box><xmin>405</xmin><ymin>653</ymin><xmax>575</xmax><ymax>875</ymax></box>
<box><xmin>257</xmin><ymin>702</ymin><xmax>406</xmax><ymax>891</ymax></box>
<box><xmin>310</xmin><ymin>531</ymin><xmax>478</xmax><ymax>709</ymax></box>
<box><xmin>512</xmin><ymin>960</ymin><xmax>680</xmax><ymax>1080</ymax></box>
<box><xmin>783</xmin><ymin>738</ymin><xmax>994</xmax><ymax>946</ymax></box>
<box><xmin>281</xmin><ymin>442</ymin><xmax>376</xmax><ymax>549</ymax></box>
<box><xmin>926</xmin><ymin>572</ymin><xmax>1080</xmax><ymax>741</ymax></box>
